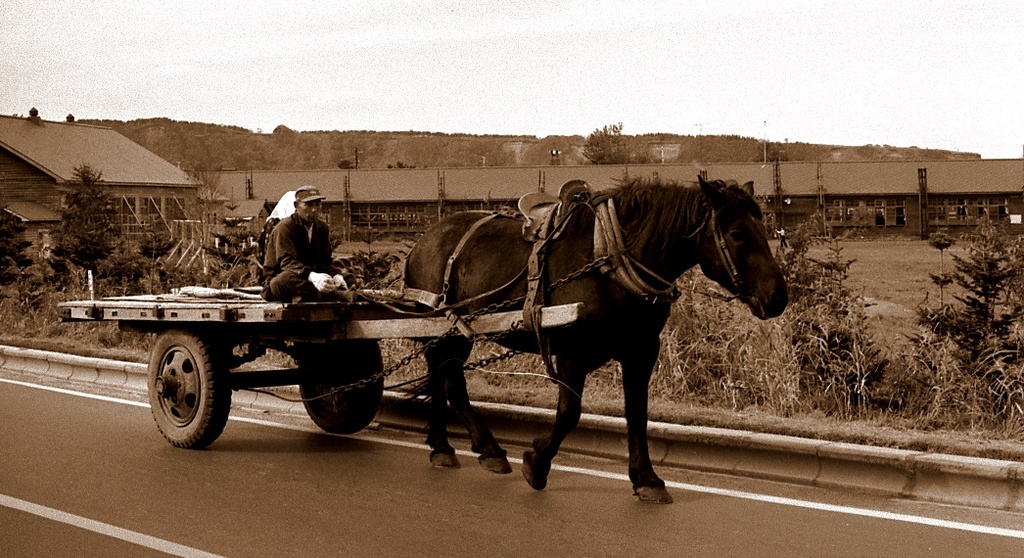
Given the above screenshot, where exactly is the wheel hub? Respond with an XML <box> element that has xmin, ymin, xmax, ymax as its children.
<box><xmin>154</xmin><ymin>374</ymin><xmax>180</xmax><ymax>400</ymax></box>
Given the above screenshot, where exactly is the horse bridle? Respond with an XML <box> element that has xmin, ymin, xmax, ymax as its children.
<box><xmin>708</xmin><ymin>208</ymin><xmax>750</xmax><ymax>302</ymax></box>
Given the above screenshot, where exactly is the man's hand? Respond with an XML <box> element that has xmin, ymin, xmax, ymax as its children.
<box><xmin>331</xmin><ymin>274</ymin><xmax>348</xmax><ymax>290</ymax></box>
<box><xmin>308</xmin><ymin>272</ymin><xmax>332</xmax><ymax>292</ymax></box>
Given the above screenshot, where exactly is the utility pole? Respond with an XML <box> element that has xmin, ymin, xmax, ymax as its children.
<box><xmin>763</xmin><ymin>120</ymin><xmax>768</xmax><ymax>163</ymax></box>
<box><xmin>694</xmin><ymin>123</ymin><xmax>705</xmax><ymax>162</ymax></box>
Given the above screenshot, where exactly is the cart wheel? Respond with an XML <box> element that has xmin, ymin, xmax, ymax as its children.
<box><xmin>148</xmin><ymin>330</ymin><xmax>231</xmax><ymax>449</ymax></box>
<box><xmin>298</xmin><ymin>340</ymin><xmax>384</xmax><ymax>434</ymax></box>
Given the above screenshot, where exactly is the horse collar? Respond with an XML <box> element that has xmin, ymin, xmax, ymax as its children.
<box><xmin>592</xmin><ymin>198</ymin><xmax>681</xmax><ymax>304</ymax></box>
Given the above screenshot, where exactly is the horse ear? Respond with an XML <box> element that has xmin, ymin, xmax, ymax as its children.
<box><xmin>699</xmin><ymin>175</ymin><xmax>726</xmax><ymax>208</ymax></box>
<box><xmin>741</xmin><ymin>181</ymin><xmax>754</xmax><ymax>197</ymax></box>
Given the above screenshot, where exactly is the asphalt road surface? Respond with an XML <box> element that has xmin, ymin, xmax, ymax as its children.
<box><xmin>2</xmin><ymin>370</ymin><xmax>1023</xmax><ymax>557</ymax></box>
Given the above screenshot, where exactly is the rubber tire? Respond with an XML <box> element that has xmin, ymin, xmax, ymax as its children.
<box><xmin>298</xmin><ymin>340</ymin><xmax>384</xmax><ymax>434</ymax></box>
<box><xmin>148</xmin><ymin>330</ymin><xmax>231</xmax><ymax>449</ymax></box>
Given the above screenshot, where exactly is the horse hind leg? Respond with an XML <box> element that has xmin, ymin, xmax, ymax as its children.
<box><xmin>423</xmin><ymin>336</ymin><xmax>465</xmax><ymax>469</ymax></box>
<box><xmin>424</xmin><ymin>335</ymin><xmax>511</xmax><ymax>474</ymax></box>
<box><xmin>443</xmin><ymin>355</ymin><xmax>512</xmax><ymax>474</ymax></box>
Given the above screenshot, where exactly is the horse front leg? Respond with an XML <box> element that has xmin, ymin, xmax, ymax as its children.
<box><xmin>521</xmin><ymin>362</ymin><xmax>587</xmax><ymax>491</ymax></box>
<box><xmin>621</xmin><ymin>338</ymin><xmax>673</xmax><ymax>504</ymax></box>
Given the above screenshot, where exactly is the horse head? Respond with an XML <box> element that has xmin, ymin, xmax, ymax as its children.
<box><xmin>697</xmin><ymin>175</ymin><xmax>788</xmax><ymax>319</ymax></box>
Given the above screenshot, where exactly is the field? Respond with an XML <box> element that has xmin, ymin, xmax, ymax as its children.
<box><xmin>819</xmin><ymin>239</ymin><xmax>943</xmax><ymax>339</ymax></box>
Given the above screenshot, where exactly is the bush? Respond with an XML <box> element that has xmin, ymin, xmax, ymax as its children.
<box><xmin>911</xmin><ymin>221</ymin><xmax>1024</xmax><ymax>424</ymax></box>
<box><xmin>775</xmin><ymin>215</ymin><xmax>887</xmax><ymax>417</ymax></box>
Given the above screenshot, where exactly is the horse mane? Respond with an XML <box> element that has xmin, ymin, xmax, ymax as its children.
<box><xmin>591</xmin><ymin>175</ymin><xmax>762</xmax><ymax>271</ymax></box>
<box><xmin>592</xmin><ymin>176</ymin><xmax>707</xmax><ymax>266</ymax></box>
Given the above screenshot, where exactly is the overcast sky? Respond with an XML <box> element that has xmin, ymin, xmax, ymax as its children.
<box><xmin>2</xmin><ymin>0</ymin><xmax>1022</xmax><ymax>158</ymax></box>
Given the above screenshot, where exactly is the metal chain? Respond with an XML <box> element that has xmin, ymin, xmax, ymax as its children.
<box><xmin>547</xmin><ymin>256</ymin><xmax>610</xmax><ymax>293</ymax></box>
<box><xmin>278</xmin><ymin>255</ymin><xmax>606</xmax><ymax>403</ymax></box>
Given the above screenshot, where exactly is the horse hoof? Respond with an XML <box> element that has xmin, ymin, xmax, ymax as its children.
<box><xmin>634</xmin><ymin>485</ymin><xmax>674</xmax><ymax>504</ymax></box>
<box><xmin>430</xmin><ymin>451</ymin><xmax>461</xmax><ymax>469</ymax></box>
<box><xmin>521</xmin><ymin>450</ymin><xmax>549</xmax><ymax>490</ymax></box>
<box><xmin>479</xmin><ymin>454</ymin><xmax>512</xmax><ymax>474</ymax></box>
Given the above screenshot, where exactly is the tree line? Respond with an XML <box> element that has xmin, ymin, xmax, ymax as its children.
<box><xmin>80</xmin><ymin>118</ymin><xmax>977</xmax><ymax>174</ymax></box>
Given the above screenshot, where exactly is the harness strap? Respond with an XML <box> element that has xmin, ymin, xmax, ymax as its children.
<box><xmin>441</xmin><ymin>213</ymin><xmax>501</xmax><ymax>306</ymax></box>
<box><xmin>521</xmin><ymin>202</ymin><xmax>592</xmax><ymax>380</ymax></box>
<box><xmin>593</xmin><ymin>199</ymin><xmax>681</xmax><ymax>304</ymax></box>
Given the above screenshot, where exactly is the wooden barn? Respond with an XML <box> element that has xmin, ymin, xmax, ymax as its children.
<box><xmin>0</xmin><ymin>109</ymin><xmax>196</xmax><ymax>249</ymax></box>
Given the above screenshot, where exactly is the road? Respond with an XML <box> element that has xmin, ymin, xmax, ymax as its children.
<box><xmin>2</xmin><ymin>370</ymin><xmax>1023</xmax><ymax>557</ymax></box>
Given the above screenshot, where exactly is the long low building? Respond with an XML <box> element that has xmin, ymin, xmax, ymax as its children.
<box><xmin>217</xmin><ymin>158</ymin><xmax>1024</xmax><ymax>240</ymax></box>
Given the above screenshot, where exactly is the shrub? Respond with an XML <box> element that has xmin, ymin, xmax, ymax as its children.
<box><xmin>913</xmin><ymin>221</ymin><xmax>1024</xmax><ymax>423</ymax></box>
<box><xmin>775</xmin><ymin>215</ymin><xmax>887</xmax><ymax>417</ymax></box>
<box><xmin>51</xmin><ymin>164</ymin><xmax>121</xmax><ymax>271</ymax></box>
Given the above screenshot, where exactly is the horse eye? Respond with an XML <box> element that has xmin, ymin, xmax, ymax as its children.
<box><xmin>729</xmin><ymin>230</ymin><xmax>745</xmax><ymax>242</ymax></box>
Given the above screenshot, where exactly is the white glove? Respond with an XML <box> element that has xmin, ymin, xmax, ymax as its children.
<box><xmin>331</xmin><ymin>274</ymin><xmax>348</xmax><ymax>290</ymax></box>
<box><xmin>308</xmin><ymin>272</ymin><xmax>332</xmax><ymax>292</ymax></box>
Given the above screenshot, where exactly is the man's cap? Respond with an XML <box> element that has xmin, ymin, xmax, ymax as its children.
<box><xmin>294</xmin><ymin>185</ymin><xmax>326</xmax><ymax>203</ymax></box>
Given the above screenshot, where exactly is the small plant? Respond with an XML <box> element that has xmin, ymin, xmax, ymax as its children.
<box><xmin>775</xmin><ymin>214</ymin><xmax>887</xmax><ymax>417</ymax></box>
<box><xmin>928</xmin><ymin>230</ymin><xmax>955</xmax><ymax>305</ymax></box>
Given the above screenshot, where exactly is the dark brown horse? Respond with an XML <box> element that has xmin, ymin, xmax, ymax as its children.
<box><xmin>403</xmin><ymin>175</ymin><xmax>787</xmax><ymax>503</ymax></box>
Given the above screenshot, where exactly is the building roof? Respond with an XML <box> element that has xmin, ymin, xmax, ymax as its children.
<box><xmin>222</xmin><ymin>198</ymin><xmax>271</xmax><ymax>219</ymax></box>
<box><xmin>0</xmin><ymin>113</ymin><xmax>192</xmax><ymax>186</ymax></box>
<box><xmin>217</xmin><ymin>158</ymin><xmax>1024</xmax><ymax>206</ymax></box>
<box><xmin>2</xmin><ymin>200</ymin><xmax>60</xmax><ymax>222</ymax></box>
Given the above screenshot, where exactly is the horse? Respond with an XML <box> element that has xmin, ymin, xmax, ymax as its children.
<box><xmin>403</xmin><ymin>175</ymin><xmax>788</xmax><ymax>503</ymax></box>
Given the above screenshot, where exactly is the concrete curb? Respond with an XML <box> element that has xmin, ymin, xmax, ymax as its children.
<box><xmin>3</xmin><ymin>344</ymin><xmax>1022</xmax><ymax>512</ymax></box>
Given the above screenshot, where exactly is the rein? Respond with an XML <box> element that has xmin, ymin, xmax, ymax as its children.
<box><xmin>402</xmin><ymin>190</ymin><xmax>746</xmax><ymax>316</ymax></box>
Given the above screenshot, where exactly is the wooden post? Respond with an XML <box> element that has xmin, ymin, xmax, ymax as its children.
<box><xmin>918</xmin><ymin>167</ymin><xmax>929</xmax><ymax>240</ymax></box>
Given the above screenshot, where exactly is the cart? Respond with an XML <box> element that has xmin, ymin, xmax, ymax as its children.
<box><xmin>60</xmin><ymin>288</ymin><xmax>582</xmax><ymax>449</ymax></box>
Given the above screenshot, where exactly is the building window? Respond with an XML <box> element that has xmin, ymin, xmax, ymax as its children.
<box><xmin>928</xmin><ymin>197</ymin><xmax>1008</xmax><ymax>226</ymax></box>
<box><xmin>873</xmin><ymin>202</ymin><xmax>885</xmax><ymax>226</ymax></box>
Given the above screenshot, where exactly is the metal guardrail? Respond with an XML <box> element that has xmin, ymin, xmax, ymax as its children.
<box><xmin>1</xmin><ymin>343</ymin><xmax>1022</xmax><ymax>512</ymax></box>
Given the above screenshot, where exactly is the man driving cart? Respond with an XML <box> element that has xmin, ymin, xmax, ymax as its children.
<box><xmin>261</xmin><ymin>185</ymin><xmax>350</xmax><ymax>302</ymax></box>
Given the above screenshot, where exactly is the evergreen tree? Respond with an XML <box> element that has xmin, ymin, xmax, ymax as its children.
<box><xmin>0</xmin><ymin>208</ymin><xmax>33</xmax><ymax>285</ymax></box>
<box><xmin>921</xmin><ymin>221</ymin><xmax>1024</xmax><ymax>358</ymax></box>
<box><xmin>51</xmin><ymin>164</ymin><xmax>121</xmax><ymax>270</ymax></box>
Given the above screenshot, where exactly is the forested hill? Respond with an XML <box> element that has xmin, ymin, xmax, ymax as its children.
<box><xmin>80</xmin><ymin>117</ymin><xmax>980</xmax><ymax>173</ymax></box>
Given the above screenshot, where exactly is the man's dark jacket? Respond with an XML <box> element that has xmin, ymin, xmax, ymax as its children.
<box><xmin>262</xmin><ymin>213</ymin><xmax>341</xmax><ymax>286</ymax></box>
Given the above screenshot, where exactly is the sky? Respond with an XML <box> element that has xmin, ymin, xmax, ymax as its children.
<box><xmin>2</xmin><ymin>0</ymin><xmax>1022</xmax><ymax>158</ymax></box>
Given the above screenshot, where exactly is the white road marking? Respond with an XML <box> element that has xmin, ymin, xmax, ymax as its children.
<box><xmin>5</xmin><ymin>376</ymin><xmax>1024</xmax><ymax>542</ymax></box>
<box><xmin>0</xmin><ymin>494</ymin><xmax>224</xmax><ymax>558</ymax></box>
<box><xmin>0</xmin><ymin>377</ymin><xmax>148</xmax><ymax>407</ymax></box>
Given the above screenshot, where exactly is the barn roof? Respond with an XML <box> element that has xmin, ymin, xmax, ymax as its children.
<box><xmin>0</xmin><ymin>113</ymin><xmax>192</xmax><ymax>187</ymax></box>
<box><xmin>2</xmin><ymin>200</ymin><xmax>60</xmax><ymax>222</ymax></box>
